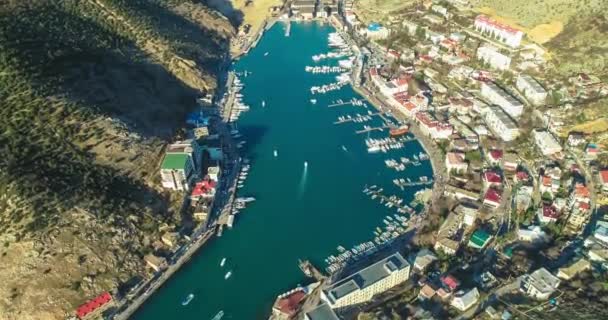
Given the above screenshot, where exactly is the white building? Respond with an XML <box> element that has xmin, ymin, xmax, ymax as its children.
<box><xmin>474</xmin><ymin>15</ymin><xmax>524</xmax><ymax>48</ymax></box>
<box><xmin>451</xmin><ymin>288</ymin><xmax>480</xmax><ymax>311</ymax></box>
<box><xmin>160</xmin><ymin>149</ymin><xmax>195</xmax><ymax>191</ymax></box>
<box><xmin>533</xmin><ymin>130</ymin><xmax>562</xmax><ymax>156</ymax></box>
<box><xmin>521</xmin><ymin>268</ymin><xmax>560</xmax><ymax>300</ymax></box>
<box><xmin>362</xmin><ymin>23</ymin><xmax>389</xmax><ymax>40</ymax></box>
<box><xmin>516</xmin><ymin>74</ymin><xmax>547</xmax><ymax>106</ymax></box>
<box><xmin>321</xmin><ymin>252</ymin><xmax>410</xmax><ymax>309</ymax></box>
<box><xmin>483</xmin><ymin>105</ymin><xmax>519</xmax><ymax>142</ymax></box>
<box><xmin>517</xmin><ymin>226</ymin><xmax>548</xmax><ymax>243</ymax></box>
<box><xmin>481</xmin><ymin>82</ymin><xmax>524</xmax><ymax>118</ymax></box>
<box><xmin>477</xmin><ymin>45</ymin><xmax>511</xmax><ymax>71</ymax></box>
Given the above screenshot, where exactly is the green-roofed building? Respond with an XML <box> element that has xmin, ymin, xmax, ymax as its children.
<box><xmin>468</xmin><ymin>230</ymin><xmax>492</xmax><ymax>249</ymax></box>
<box><xmin>160</xmin><ymin>152</ymin><xmax>194</xmax><ymax>191</ymax></box>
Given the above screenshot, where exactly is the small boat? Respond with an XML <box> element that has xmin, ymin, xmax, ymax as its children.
<box><xmin>390</xmin><ymin>125</ymin><xmax>409</xmax><ymax>137</ymax></box>
<box><xmin>304</xmin><ymin>161</ymin><xmax>308</xmax><ymax>168</ymax></box>
<box><xmin>211</xmin><ymin>310</ymin><xmax>225</xmax><ymax>320</ymax></box>
<box><xmin>181</xmin><ymin>293</ymin><xmax>194</xmax><ymax>306</ymax></box>
<box><xmin>264</xmin><ymin>52</ymin><xmax>269</xmax><ymax>56</ymax></box>
<box><xmin>261</xmin><ymin>100</ymin><xmax>266</xmax><ymax>107</ymax></box>
<box><xmin>310</xmin><ymin>99</ymin><xmax>317</xmax><ymax>104</ymax></box>
<box><xmin>341</xmin><ymin>145</ymin><xmax>347</xmax><ymax>152</ymax></box>
<box><xmin>274</xmin><ymin>149</ymin><xmax>278</xmax><ymax>157</ymax></box>
<box><xmin>224</xmin><ymin>271</ymin><xmax>232</xmax><ymax>279</ymax></box>
<box><xmin>220</xmin><ymin>258</ymin><xmax>226</xmax><ymax>267</ymax></box>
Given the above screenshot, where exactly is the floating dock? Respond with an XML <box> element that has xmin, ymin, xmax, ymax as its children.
<box><xmin>356</xmin><ymin>125</ymin><xmax>390</xmax><ymax>134</ymax></box>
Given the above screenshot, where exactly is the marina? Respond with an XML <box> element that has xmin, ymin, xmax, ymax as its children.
<box><xmin>133</xmin><ymin>23</ymin><xmax>433</xmax><ymax>320</ymax></box>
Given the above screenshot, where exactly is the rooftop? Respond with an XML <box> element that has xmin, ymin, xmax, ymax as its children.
<box><xmin>486</xmin><ymin>105</ymin><xmax>518</xmax><ymax>129</ymax></box>
<box><xmin>161</xmin><ymin>153</ymin><xmax>189</xmax><ymax>170</ymax></box>
<box><xmin>76</xmin><ymin>292</ymin><xmax>112</xmax><ymax>319</ymax></box>
<box><xmin>325</xmin><ymin>252</ymin><xmax>409</xmax><ymax>302</ymax></box>
<box><xmin>469</xmin><ymin>229</ymin><xmax>491</xmax><ymax>248</ymax></box>
<box><xmin>305</xmin><ymin>303</ymin><xmax>340</xmax><ymax>320</ymax></box>
<box><xmin>526</xmin><ymin>268</ymin><xmax>560</xmax><ymax>294</ymax></box>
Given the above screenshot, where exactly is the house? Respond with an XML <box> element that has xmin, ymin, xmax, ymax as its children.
<box><xmin>521</xmin><ymin>268</ymin><xmax>560</xmax><ymax>300</ymax></box>
<box><xmin>483</xmin><ymin>105</ymin><xmax>519</xmax><ymax>141</ymax></box>
<box><xmin>415</xmin><ymin>112</ymin><xmax>453</xmax><ymax>140</ymax></box>
<box><xmin>419</xmin><ymin>284</ymin><xmax>437</xmax><ymax>300</ymax></box>
<box><xmin>435</xmin><ymin>237</ymin><xmax>460</xmax><ymax>255</ymax></box>
<box><xmin>161</xmin><ymin>232</ymin><xmax>180</xmax><ymax>248</ymax></box>
<box><xmin>481</xmin><ymin>82</ymin><xmax>524</xmax><ymax>119</ymax></box>
<box><xmin>567</xmin><ymin>132</ymin><xmax>586</xmax><ymax>147</ymax></box>
<box><xmin>483</xmin><ymin>170</ymin><xmax>502</xmax><ymax>189</ymax></box>
<box><xmin>446</xmin><ymin>151</ymin><xmax>468</xmax><ymax>173</ymax></box>
<box><xmin>474</xmin><ymin>15</ymin><xmax>524</xmax><ymax>48</ymax></box>
<box><xmin>537</xmin><ymin>205</ymin><xmax>559</xmax><ymax>224</ymax></box>
<box><xmin>533</xmin><ymin>130</ymin><xmax>562</xmax><ymax>156</ymax></box>
<box><xmin>516</xmin><ymin>74</ymin><xmax>547</xmax><ymax>106</ymax></box>
<box><xmin>451</xmin><ymin>288</ymin><xmax>480</xmax><ymax>311</ymax></box>
<box><xmin>305</xmin><ymin>303</ymin><xmax>340</xmax><ymax>320</ymax></box>
<box><xmin>207</xmin><ymin>166</ymin><xmax>221</xmax><ymax>181</ymax></box>
<box><xmin>517</xmin><ymin>226</ymin><xmax>548</xmax><ymax>243</ymax></box>
<box><xmin>477</xmin><ymin>45</ymin><xmax>511</xmax><ymax>71</ymax></box>
<box><xmin>444</xmin><ymin>184</ymin><xmax>480</xmax><ymax>202</ymax></box>
<box><xmin>585</xmin><ymin>143</ymin><xmax>600</xmax><ymax>160</ymax></box>
<box><xmin>599</xmin><ymin>170</ymin><xmax>608</xmax><ymax>192</ymax></box>
<box><xmin>414</xmin><ymin>249</ymin><xmax>438</xmax><ymax>272</ymax></box>
<box><xmin>557</xmin><ymin>258</ymin><xmax>591</xmax><ymax>280</ymax></box>
<box><xmin>75</xmin><ymin>292</ymin><xmax>114</xmax><ymax>320</ymax></box>
<box><xmin>436</xmin><ymin>287</ymin><xmax>452</xmax><ymax>300</ymax></box>
<box><xmin>488</xmin><ymin>149</ymin><xmax>503</xmax><ymax>166</ymax></box>
<box><xmin>503</xmin><ymin>152</ymin><xmax>519</xmax><ymax>172</ymax></box>
<box><xmin>483</xmin><ymin>188</ymin><xmax>502</xmax><ymax>208</ymax></box>
<box><xmin>144</xmin><ymin>254</ymin><xmax>167</xmax><ymax>272</ymax></box>
<box><xmin>468</xmin><ymin>229</ymin><xmax>492</xmax><ymax>249</ymax></box>
<box><xmin>321</xmin><ymin>252</ymin><xmax>410</xmax><ymax>309</ymax></box>
<box><xmin>514</xmin><ymin>171</ymin><xmax>530</xmax><ymax>184</ymax></box>
<box><xmin>441</xmin><ymin>275</ymin><xmax>461</xmax><ymax>291</ymax></box>
<box><xmin>454</xmin><ymin>203</ymin><xmax>479</xmax><ymax>226</ymax></box>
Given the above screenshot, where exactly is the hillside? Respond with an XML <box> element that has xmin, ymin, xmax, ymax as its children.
<box><xmin>471</xmin><ymin>0</ymin><xmax>608</xmax><ymax>75</ymax></box>
<box><xmin>0</xmin><ymin>1</ymin><xmax>233</xmax><ymax>319</ymax></box>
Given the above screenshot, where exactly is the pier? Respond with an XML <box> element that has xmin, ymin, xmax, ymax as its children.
<box><xmin>355</xmin><ymin>125</ymin><xmax>390</xmax><ymax>134</ymax></box>
<box><xmin>298</xmin><ymin>259</ymin><xmax>326</xmax><ymax>281</ymax></box>
<box><xmin>333</xmin><ymin>112</ymin><xmax>383</xmax><ymax>124</ymax></box>
<box><xmin>328</xmin><ymin>99</ymin><xmax>365</xmax><ymax>108</ymax></box>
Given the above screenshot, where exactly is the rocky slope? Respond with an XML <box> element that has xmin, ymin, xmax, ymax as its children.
<box><xmin>0</xmin><ymin>1</ymin><xmax>234</xmax><ymax>319</ymax></box>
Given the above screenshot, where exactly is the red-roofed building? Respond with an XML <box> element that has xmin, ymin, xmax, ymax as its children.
<box><xmin>514</xmin><ymin>171</ymin><xmax>530</xmax><ymax>184</ymax></box>
<box><xmin>483</xmin><ymin>170</ymin><xmax>502</xmax><ymax>189</ymax></box>
<box><xmin>190</xmin><ymin>179</ymin><xmax>217</xmax><ymax>201</ymax></box>
<box><xmin>415</xmin><ymin>111</ymin><xmax>453</xmax><ymax>140</ymax></box>
<box><xmin>572</xmin><ymin>183</ymin><xmax>590</xmax><ymax>202</ymax></box>
<box><xmin>272</xmin><ymin>289</ymin><xmax>306</xmax><ymax>318</ymax></box>
<box><xmin>538</xmin><ymin>205</ymin><xmax>559</xmax><ymax>224</ymax></box>
<box><xmin>483</xmin><ymin>188</ymin><xmax>502</xmax><ymax>208</ymax></box>
<box><xmin>488</xmin><ymin>150</ymin><xmax>503</xmax><ymax>165</ymax></box>
<box><xmin>76</xmin><ymin>292</ymin><xmax>113</xmax><ymax>320</ymax></box>
<box><xmin>441</xmin><ymin>275</ymin><xmax>461</xmax><ymax>291</ymax></box>
<box><xmin>599</xmin><ymin>170</ymin><xmax>608</xmax><ymax>192</ymax></box>
<box><xmin>474</xmin><ymin>15</ymin><xmax>524</xmax><ymax>48</ymax></box>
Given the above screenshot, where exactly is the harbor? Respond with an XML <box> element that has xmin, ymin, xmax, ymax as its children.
<box><xmin>133</xmin><ymin>22</ymin><xmax>433</xmax><ymax>320</ymax></box>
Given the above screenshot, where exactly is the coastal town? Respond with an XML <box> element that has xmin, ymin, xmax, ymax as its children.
<box><xmin>66</xmin><ymin>1</ymin><xmax>608</xmax><ymax>320</ymax></box>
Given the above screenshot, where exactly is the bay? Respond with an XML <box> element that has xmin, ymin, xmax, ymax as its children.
<box><xmin>134</xmin><ymin>22</ymin><xmax>432</xmax><ymax>320</ymax></box>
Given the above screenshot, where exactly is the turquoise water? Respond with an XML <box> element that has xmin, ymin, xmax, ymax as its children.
<box><xmin>134</xmin><ymin>22</ymin><xmax>432</xmax><ymax>320</ymax></box>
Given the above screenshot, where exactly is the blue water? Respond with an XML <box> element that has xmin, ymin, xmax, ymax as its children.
<box><xmin>134</xmin><ymin>22</ymin><xmax>432</xmax><ymax>320</ymax></box>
